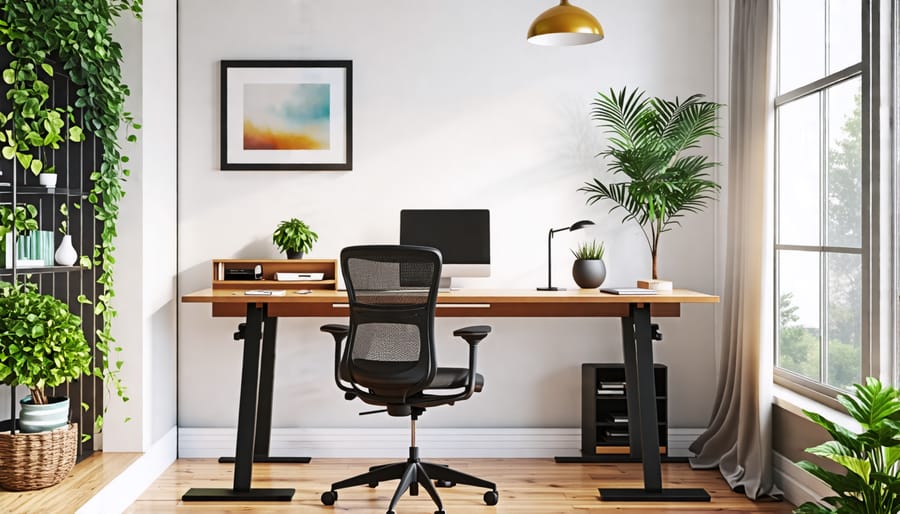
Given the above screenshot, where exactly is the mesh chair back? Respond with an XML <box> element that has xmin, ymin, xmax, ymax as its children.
<box><xmin>341</xmin><ymin>245</ymin><xmax>442</xmax><ymax>399</ymax></box>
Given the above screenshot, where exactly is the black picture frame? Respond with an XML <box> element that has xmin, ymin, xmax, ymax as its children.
<box><xmin>220</xmin><ymin>60</ymin><xmax>353</xmax><ymax>171</ymax></box>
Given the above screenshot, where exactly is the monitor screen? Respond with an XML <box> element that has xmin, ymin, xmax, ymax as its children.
<box><xmin>399</xmin><ymin>209</ymin><xmax>490</xmax><ymax>267</ymax></box>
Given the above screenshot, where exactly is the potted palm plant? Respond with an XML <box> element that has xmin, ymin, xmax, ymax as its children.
<box><xmin>579</xmin><ymin>87</ymin><xmax>722</xmax><ymax>290</ymax></box>
<box><xmin>272</xmin><ymin>218</ymin><xmax>318</xmax><ymax>259</ymax></box>
<box><xmin>571</xmin><ymin>239</ymin><xmax>606</xmax><ymax>288</ymax></box>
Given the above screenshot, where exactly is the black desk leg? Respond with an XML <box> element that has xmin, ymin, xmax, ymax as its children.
<box><xmin>218</xmin><ymin>314</ymin><xmax>312</xmax><ymax>465</ymax></box>
<box><xmin>183</xmin><ymin>303</ymin><xmax>295</xmax><ymax>502</ymax></box>
<box><xmin>598</xmin><ymin>303</ymin><xmax>710</xmax><ymax>502</ymax></box>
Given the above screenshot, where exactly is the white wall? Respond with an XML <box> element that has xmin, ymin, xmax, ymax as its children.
<box><xmin>105</xmin><ymin>0</ymin><xmax>178</xmax><ymax>452</ymax></box>
<box><xmin>178</xmin><ymin>0</ymin><xmax>721</xmax><ymax>431</ymax></box>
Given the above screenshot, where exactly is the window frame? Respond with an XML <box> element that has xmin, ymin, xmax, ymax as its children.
<box><xmin>773</xmin><ymin>0</ymin><xmax>880</xmax><ymax>404</ymax></box>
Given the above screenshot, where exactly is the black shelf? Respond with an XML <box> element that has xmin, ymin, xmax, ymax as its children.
<box><xmin>578</xmin><ymin>363</ymin><xmax>668</xmax><ymax>461</ymax></box>
<box><xmin>0</xmin><ymin>186</ymin><xmax>85</xmax><ymax>198</ymax></box>
<box><xmin>0</xmin><ymin>266</ymin><xmax>83</xmax><ymax>276</ymax></box>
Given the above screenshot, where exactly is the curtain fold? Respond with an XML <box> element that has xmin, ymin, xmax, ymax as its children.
<box><xmin>688</xmin><ymin>0</ymin><xmax>782</xmax><ymax>501</ymax></box>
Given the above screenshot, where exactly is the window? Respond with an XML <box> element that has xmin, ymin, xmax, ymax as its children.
<box><xmin>774</xmin><ymin>0</ymin><xmax>870</xmax><ymax>394</ymax></box>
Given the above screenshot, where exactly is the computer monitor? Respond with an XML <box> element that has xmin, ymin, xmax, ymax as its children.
<box><xmin>399</xmin><ymin>209</ymin><xmax>490</xmax><ymax>289</ymax></box>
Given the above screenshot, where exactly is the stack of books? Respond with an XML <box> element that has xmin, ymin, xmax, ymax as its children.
<box><xmin>3</xmin><ymin>231</ymin><xmax>55</xmax><ymax>268</ymax></box>
<box><xmin>597</xmin><ymin>380</ymin><xmax>626</xmax><ymax>395</ymax></box>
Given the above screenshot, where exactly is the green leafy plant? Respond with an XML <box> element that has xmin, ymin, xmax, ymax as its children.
<box><xmin>0</xmin><ymin>1</ymin><xmax>143</xmax><ymax>427</ymax></box>
<box><xmin>579</xmin><ymin>87</ymin><xmax>722</xmax><ymax>280</ymax></box>
<box><xmin>571</xmin><ymin>239</ymin><xmax>605</xmax><ymax>260</ymax></box>
<box><xmin>0</xmin><ymin>61</ymin><xmax>84</xmax><ymax>176</ymax></box>
<box><xmin>273</xmin><ymin>218</ymin><xmax>319</xmax><ymax>257</ymax></box>
<box><xmin>0</xmin><ymin>203</ymin><xmax>38</xmax><ymax>258</ymax></box>
<box><xmin>0</xmin><ymin>282</ymin><xmax>92</xmax><ymax>405</ymax></box>
<box><xmin>795</xmin><ymin>377</ymin><xmax>900</xmax><ymax>514</ymax></box>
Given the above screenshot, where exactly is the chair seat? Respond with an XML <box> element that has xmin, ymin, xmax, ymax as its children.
<box><xmin>428</xmin><ymin>367</ymin><xmax>484</xmax><ymax>392</ymax></box>
<box><xmin>340</xmin><ymin>363</ymin><xmax>483</xmax><ymax>393</ymax></box>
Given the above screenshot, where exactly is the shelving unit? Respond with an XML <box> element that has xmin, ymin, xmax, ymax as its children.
<box><xmin>210</xmin><ymin>258</ymin><xmax>338</xmax><ymax>316</ymax></box>
<box><xmin>0</xmin><ymin>50</ymin><xmax>102</xmax><ymax>460</ymax></box>
<box><xmin>579</xmin><ymin>363</ymin><xmax>667</xmax><ymax>461</ymax></box>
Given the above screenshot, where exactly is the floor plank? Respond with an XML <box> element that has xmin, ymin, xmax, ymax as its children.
<box><xmin>128</xmin><ymin>458</ymin><xmax>794</xmax><ymax>513</ymax></box>
<box><xmin>0</xmin><ymin>451</ymin><xmax>140</xmax><ymax>514</ymax></box>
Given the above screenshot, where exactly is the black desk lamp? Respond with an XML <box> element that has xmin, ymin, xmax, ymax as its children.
<box><xmin>537</xmin><ymin>219</ymin><xmax>595</xmax><ymax>291</ymax></box>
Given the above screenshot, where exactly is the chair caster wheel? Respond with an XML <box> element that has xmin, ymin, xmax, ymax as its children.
<box><xmin>368</xmin><ymin>481</ymin><xmax>378</xmax><ymax>488</ymax></box>
<box><xmin>434</xmin><ymin>479</ymin><xmax>455</xmax><ymax>488</ymax></box>
<box><xmin>484</xmin><ymin>489</ymin><xmax>499</xmax><ymax>505</ymax></box>
<box><xmin>321</xmin><ymin>490</ymin><xmax>338</xmax><ymax>505</ymax></box>
<box><xmin>435</xmin><ymin>510</ymin><xmax>446</xmax><ymax>514</ymax></box>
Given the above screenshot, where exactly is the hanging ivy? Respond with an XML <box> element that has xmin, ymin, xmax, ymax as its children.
<box><xmin>0</xmin><ymin>0</ymin><xmax>143</xmax><ymax>428</ymax></box>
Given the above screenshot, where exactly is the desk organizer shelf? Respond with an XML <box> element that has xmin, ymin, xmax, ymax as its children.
<box><xmin>211</xmin><ymin>259</ymin><xmax>338</xmax><ymax>316</ymax></box>
<box><xmin>581</xmin><ymin>363</ymin><xmax>667</xmax><ymax>459</ymax></box>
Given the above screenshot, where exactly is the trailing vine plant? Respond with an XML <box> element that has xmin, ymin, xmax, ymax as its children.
<box><xmin>0</xmin><ymin>0</ymin><xmax>143</xmax><ymax>429</ymax></box>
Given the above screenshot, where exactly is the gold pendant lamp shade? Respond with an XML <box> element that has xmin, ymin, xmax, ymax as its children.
<box><xmin>527</xmin><ymin>0</ymin><xmax>604</xmax><ymax>46</ymax></box>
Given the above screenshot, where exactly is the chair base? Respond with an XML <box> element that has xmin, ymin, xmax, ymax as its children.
<box><xmin>322</xmin><ymin>446</ymin><xmax>498</xmax><ymax>513</ymax></box>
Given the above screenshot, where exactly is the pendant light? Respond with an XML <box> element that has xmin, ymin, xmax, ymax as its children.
<box><xmin>527</xmin><ymin>0</ymin><xmax>604</xmax><ymax>46</ymax></box>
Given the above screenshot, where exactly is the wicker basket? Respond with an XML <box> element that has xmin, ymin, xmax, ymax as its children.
<box><xmin>0</xmin><ymin>423</ymin><xmax>78</xmax><ymax>491</ymax></box>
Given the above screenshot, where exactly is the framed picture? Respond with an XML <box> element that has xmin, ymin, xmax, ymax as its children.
<box><xmin>220</xmin><ymin>60</ymin><xmax>352</xmax><ymax>170</ymax></box>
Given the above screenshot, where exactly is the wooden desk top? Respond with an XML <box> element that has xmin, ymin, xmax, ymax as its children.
<box><xmin>182</xmin><ymin>288</ymin><xmax>717</xmax><ymax>318</ymax></box>
<box><xmin>182</xmin><ymin>288</ymin><xmax>717</xmax><ymax>304</ymax></box>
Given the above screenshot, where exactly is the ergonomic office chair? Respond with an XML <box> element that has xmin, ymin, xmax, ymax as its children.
<box><xmin>319</xmin><ymin>245</ymin><xmax>498</xmax><ymax>514</ymax></box>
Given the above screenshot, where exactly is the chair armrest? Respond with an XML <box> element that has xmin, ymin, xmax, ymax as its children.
<box><xmin>321</xmin><ymin>324</ymin><xmax>349</xmax><ymax>336</ymax></box>
<box><xmin>453</xmin><ymin>325</ymin><xmax>491</xmax><ymax>345</ymax></box>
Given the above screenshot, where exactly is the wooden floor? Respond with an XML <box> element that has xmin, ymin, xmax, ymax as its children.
<box><xmin>0</xmin><ymin>451</ymin><xmax>140</xmax><ymax>514</ymax></box>
<box><xmin>128</xmin><ymin>458</ymin><xmax>795</xmax><ymax>513</ymax></box>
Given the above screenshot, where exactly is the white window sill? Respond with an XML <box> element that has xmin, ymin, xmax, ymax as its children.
<box><xmin>772</xmin><ymin>384</ymin><xmax>860</xmax><ymax>432</ymax></box>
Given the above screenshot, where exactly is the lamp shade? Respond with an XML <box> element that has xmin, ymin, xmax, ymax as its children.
<box><xmin>568</xmin><ymin>219</ymin><xmax>595</xmax><ymax>231</ymax></box>
<box><xmin>527</xmin><ymin>0</ymin><xmax>604</xmax><ymax>46</ymax></box>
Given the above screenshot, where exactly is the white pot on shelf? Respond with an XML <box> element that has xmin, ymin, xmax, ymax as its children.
<box><xmin>54</xmin><ymin>235</ymin><xmax>77</xmax><ymax>266</ymax></box>
<box><xmin>39</xmin><ymin>173</ymin><xmax>58</xmax><ymax>188</ymax></box>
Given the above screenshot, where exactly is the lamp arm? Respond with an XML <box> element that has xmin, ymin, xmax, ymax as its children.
<box><xmin>546</xmin><ymin>228</ymin><xmax>554</xmax><ymax>289</ymax></box>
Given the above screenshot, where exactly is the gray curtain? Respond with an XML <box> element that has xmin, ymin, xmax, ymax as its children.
<box><xmin>689</xmin><ymin>0</ymin><xmax>782</xmax><ymax>501</ymax></box>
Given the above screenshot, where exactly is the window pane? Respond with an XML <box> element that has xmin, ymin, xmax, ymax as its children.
<box><xmin>779</xmin><ymin>0</ymin><xmax>825</xmax><ymax>93</ymax></box>
<box><xmin>826</xmin><ymin>78</ymin><xmax>862</xmax><ymax>247</ymax></box>
<box><xmin>778</xmin><ymin>94</ymin><xmax>821</xmax><ymax>246</ymax></box>
<box><xmin>777</xmin><ymin>250</ymin><xmax>821</xmax><ymax>381</ymax></box>
<box><xmin>828</xmin><ymin>0</ymin><xmax>861</xmax><ymax>73</ymax></box>
<box><xmin>825</xmin><ymin>252</ymin><xmax>861</xmax><ymax>390</ymax></box>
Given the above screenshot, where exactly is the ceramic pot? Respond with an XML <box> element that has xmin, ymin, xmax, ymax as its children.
<box><xmin>39</xmin><ymin>173</ymin><xmax>58</xmax><ymax>188</ymax></box>
<box><xmin>286</xmin><ymin>250</ymin><xmax>304</xmax><ymax>259</ymax></box>
<box><xmin>572</xmin><ymin>259</ymin><xmax>606</xmax><ymax>288</ymax></box>
<box><xmin>19</xmin><ymin>396</ymin><xmax>69</xmax><ymax>433</ymax></box>
<box><xmin>55</xmin><ymin>235</ymin><xmax>77</xmax><ymax>266</ymax></box>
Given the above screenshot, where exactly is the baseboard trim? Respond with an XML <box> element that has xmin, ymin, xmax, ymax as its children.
<box><xmin>77</xmin><ymin>426</ymin><xmax>177</xmax><ymax>514</ymax></box>
<box><xmin>773</xmin><ymin>451</ymin><xmax>829</xmax><ymax>508</ymax></box>
<box><xmin>178</xmin><ymin>427</ymin><xmax>702</xmax><ymax>459</ymax></box>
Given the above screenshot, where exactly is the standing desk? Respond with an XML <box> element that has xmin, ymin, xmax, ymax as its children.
<box><xmin>180</xmin><ymin>288</ymin><xmax>718</xmax><ymax>502</ymax></box>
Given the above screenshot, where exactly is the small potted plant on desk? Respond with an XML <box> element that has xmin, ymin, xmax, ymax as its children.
<box><xmin>571</xmin><ymin>239</ymin><xmax>606</xmax><ymax>288</ymax></box>
<box><xmin>273</xmin><ymin>218</ymin><xmax>319</xmax><ymax>259</ymax></box>
<box><xmin>0</xmin><ymin>282</ymin><xmax>92</xmax><ymax>491</ymax></box>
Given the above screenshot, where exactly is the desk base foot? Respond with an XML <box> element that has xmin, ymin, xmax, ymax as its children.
<box><xmin>182</xmin><ymin>488</ymin><xmax>295</xmax><ymax>501</ymax></box>
<box><xmin>554</xmin><ymin>455</ymin><xmax>688</xmax><ymax>464</ymax></box>
<box><xmin>217</xmin><ymin>456</ymin><xmax>311</xmax><ymax>464</ymax></box>
<box><xmin>598</xmin><ymin>488</ymin><xmax>710</xmax><ymax>502</ymax></box>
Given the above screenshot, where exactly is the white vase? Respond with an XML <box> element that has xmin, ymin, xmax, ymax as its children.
<box><xmin>55</xmin><ymin>235</ymin><xmax>77</xmax><ymax>266</ymax></box>
<box><xmin>39</xmin><ymin>173</ymin><xmax>58</xmax><ymax>188</ymax></box>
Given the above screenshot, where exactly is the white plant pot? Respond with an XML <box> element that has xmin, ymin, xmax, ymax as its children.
<box><xmin>55</xmin><ymin>235</ymin><xmax>78</xmax><ymax>266</ymax></box>
<box><xmin>19</xmin><ymin>396</ymin><xmax>69</xmax><ymax>433</ymax></box>
<box><xmin>39</xmin><ymin>173</ymin><xmax>58</xmax><ymax>188</ymax></box>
